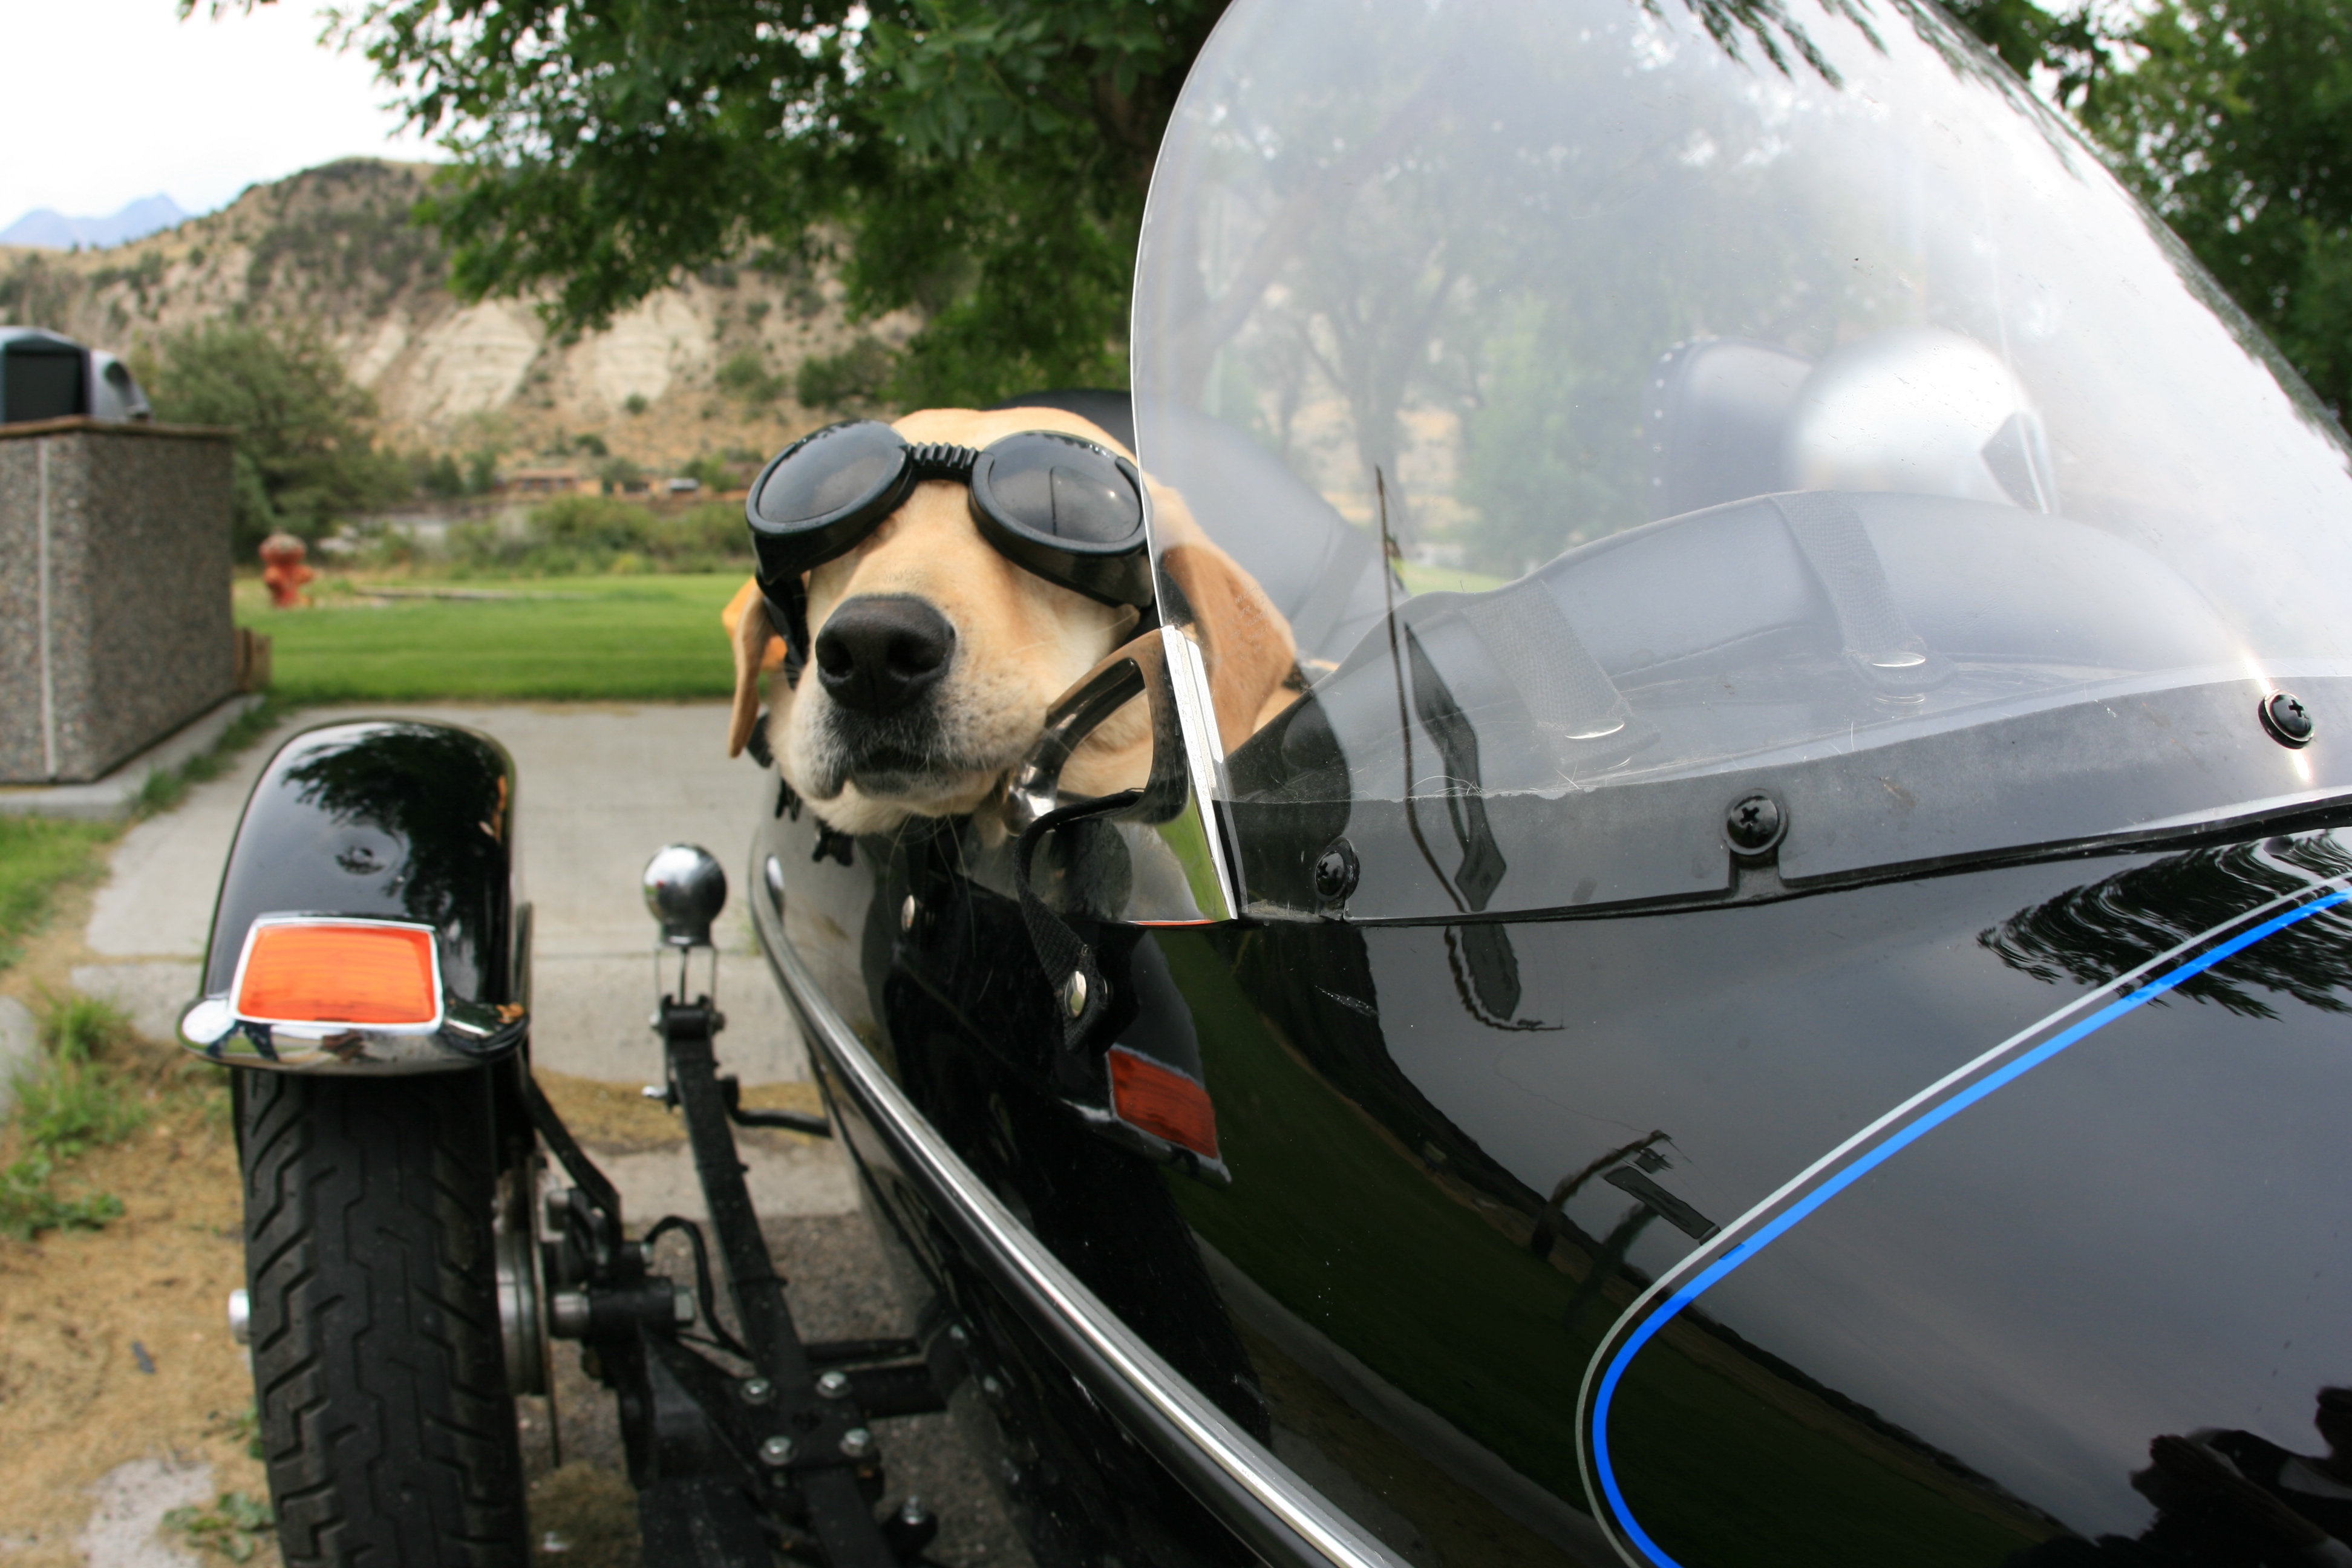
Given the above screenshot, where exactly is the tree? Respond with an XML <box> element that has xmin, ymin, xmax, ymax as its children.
<box><xmin>303</xmin><ymin>0</ymin><xmax>1233</xmax><ymax>408</ymax></box>
<box><xmin>1949</xmin><ymin>0</ymin><xmax>2352</xmax><ymax>414</ymax></box>
<box><xmin>143</xmin><ymin>320</ymin><xmax>408</xmax><ymax>555</ymax></box>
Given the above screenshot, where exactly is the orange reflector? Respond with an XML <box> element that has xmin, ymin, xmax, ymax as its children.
<box><xmin>1108</xmin><ymin>1046</ymin><xmax>1219</xmax><ymax>1160</ymax></box>
<box><xmin>237</xmin><ymin>922</ymin><xmax>439</xmax><ymax>1025</ymax></box>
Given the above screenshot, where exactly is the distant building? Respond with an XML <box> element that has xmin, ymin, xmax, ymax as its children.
<box><xmin>504</xmin><ymin>466</ymin><xmax>584</xmax><ymax>494</ymax></box>
<box><xmin>665</xmin><ymin>477</ymin><xmax>701</xmax><ymax>494</ymax></box>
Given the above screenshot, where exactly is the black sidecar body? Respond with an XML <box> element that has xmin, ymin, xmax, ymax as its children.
<box><xmin>185</xmin><ymin>0</ymin><xmax>2352</xmax><ymax>1564</ymax></box>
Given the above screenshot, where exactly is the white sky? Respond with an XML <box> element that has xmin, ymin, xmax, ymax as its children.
<box><xmin>0</xmin><ymin>0</ymin><xmax>442</xmax><ymax>229</ymax></box>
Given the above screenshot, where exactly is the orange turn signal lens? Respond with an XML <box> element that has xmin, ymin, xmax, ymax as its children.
<box><xmin>237</xmin><ymin>921</ymin><xmax>439</xmax><ymax>1026</ymax></box>
<box><xmin>1108</xmin><ymin>1046</ymin><xmax>1219</xmax><ymax>1160</ymax></box>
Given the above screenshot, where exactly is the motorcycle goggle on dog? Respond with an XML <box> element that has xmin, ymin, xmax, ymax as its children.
<box><xmin>745</xmin><ymin>420</ymin><xmax>1154</xmax><ymax>658</ymax></box>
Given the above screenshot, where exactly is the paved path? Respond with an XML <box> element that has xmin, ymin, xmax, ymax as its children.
<box><xmin>73</xmin><ymin>701</ymin><xmax>856</xmax><ymax>1218</ymax></box>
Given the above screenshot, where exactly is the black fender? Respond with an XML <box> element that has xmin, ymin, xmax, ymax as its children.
<box><xmin>178</xmin><ymin>719</ymin><xmax>529</xmax><ymax>1073</ymax></box>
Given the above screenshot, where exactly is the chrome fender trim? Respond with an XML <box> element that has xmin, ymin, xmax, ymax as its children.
<box><xmin>753</xmin><ymin>908</ymin><xmax>1406</xmax><ymax>1568</ymax></box>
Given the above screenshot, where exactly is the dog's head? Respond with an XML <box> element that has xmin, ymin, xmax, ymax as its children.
<box><xmin>727</xmin><ymin>407</ymin><xmax>1297</xmax><ymax>834</ymax></box>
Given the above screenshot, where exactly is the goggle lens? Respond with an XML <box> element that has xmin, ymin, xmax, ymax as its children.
<box><xmin>979</xmin><ymin>431</ymin><xmax>1144</xmax><ymax>545</ymax></box>
<box><xmin>752</xmin><ymin>419</ymin><xmax>909</xmax><ymax>531</ymax></box>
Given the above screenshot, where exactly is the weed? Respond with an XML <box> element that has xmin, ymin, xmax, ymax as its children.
<box><xmin>163</xmin><ymin>1491</ymin><xmax>275</xmax><ymax>1562</ymax></box>
<box><xmin>0</xmin><ymin>1152</ymin><xmax>125</xmax><ymax>1239</ymax></box>
<box><xmin>20</xmin><ymin>995</ymin><xmax>146</xmax><ymax>1154</ymax></box>
<box><xmin>0</xmin><ymin>995</ymin><xmax>146</xmax><ymax>1240</ymax></box>
<box><xmin>206</xmin><ymin>1403</ymin><xmax>265</xmax><ymax>1461</ymax></box>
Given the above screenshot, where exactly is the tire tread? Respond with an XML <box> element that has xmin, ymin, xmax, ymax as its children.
<box><xmin>239</xmin><ymin>1070</ymin><xmax>527</xmax><ymax>1567</ymax></box>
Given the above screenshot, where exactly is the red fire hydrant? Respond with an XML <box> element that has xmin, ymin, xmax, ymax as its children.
<box><xmin>260</xmin><ymin>532</ymin><xmax>315</xmax><ymax>609</ymax></box>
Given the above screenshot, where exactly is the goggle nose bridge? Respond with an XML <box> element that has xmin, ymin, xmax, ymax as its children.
<box><xmin>904</xmin><ymin>442</ymin><xmax>981</xmax><ymax>483</ymax></box>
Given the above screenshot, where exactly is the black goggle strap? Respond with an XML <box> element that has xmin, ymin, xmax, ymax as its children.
<box><xmin>760</xmin><ymin>580</ymin><xmax>813</xmax><ymax>679</ymax></box>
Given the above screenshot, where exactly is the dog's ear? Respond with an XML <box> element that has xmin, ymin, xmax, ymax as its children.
<box><xmin>724</xmin><ymin>580</ymin><xmax>778</xmax><ymax>758</ymax></box>
<box><xmin>1158</xmin><ymin>541</ymin><xmax>1299</xmax><ymax>751</ymax></box>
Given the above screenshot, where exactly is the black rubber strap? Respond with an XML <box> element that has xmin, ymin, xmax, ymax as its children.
<box><xmin>1016</xmin><ymin>789</ymin><xmax>1142</xmax><ymax>1052</ymax></box>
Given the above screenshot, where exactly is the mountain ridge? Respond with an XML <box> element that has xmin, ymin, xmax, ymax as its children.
<box><xmin>1</xmin><ymin>194</ymin><xmax>189</xmax><ymax>252</ymax></box>
<box><xmin>0</xmin><ymin>159</ymin><xmax>909</xmax><ymax>472</ymax></box>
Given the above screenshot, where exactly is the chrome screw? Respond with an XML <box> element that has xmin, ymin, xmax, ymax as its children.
<box><xmin>739</xmin><ymin>1376</ymin><xmax>775</xmax><ymax>1405</ymax></box>
<box><xmin>2264</xmin><ymin>690</ymin><xmax>2317</xmax><ymax>748</ymax></box>
<box><xmin>758</xmin><ymin>1435</ymin><xmax>794</xmax><ymax>1467</ymax></box>
<box><xmin>900</xmin><ymin>894</ymin><xmax>919</xmax><ymax>933</ymax></box>
<box><xmin>816</xmin><ymin>1369</ymin><xmax>851</xmax><ymax>1399</ymax></box>
<box><xmin>1060</xmin><ymin>971</ymin><xmax>1088</xmax><ymax>1018</ymax></box>
<box><xmin>840</xmin><ymin>1427</ymin><xmax>875</xmax><ymax>1460</ymax></box>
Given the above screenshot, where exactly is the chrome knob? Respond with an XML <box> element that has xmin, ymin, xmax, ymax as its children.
<box><xmin>642</xmin><ymin>844</ymin><xmax>727</xmax><ymax>948</ymax></box>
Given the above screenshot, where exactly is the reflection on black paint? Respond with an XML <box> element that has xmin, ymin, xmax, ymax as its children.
<box><xmin>204</xmin><ymin>722</ymin><xmax>514</xmax><ymax>1000</ymax></box>
<box><xmin>1445</xmin><ymin>921</ymin><xmax>1561</xmax><ymax>1029</ymax></box>
<box><xmin>281</xmin><ymin>724</ymin><xmax>508</xmax><ymax>929</ymax></box>
<box><xmin>1981</xmin><ymin>839</ymin><xmax>2352</xmax><ymax>1017</ymax></box>
<box><xmin>2014</xmin><ymin>1387</ymin><xmax>2352</xmax><ymax>1566</ymax></box>
<box><xmin>1404</xmin><ymin>624</ymin><xmax>1509</xmax><ymax>910</ymax></box>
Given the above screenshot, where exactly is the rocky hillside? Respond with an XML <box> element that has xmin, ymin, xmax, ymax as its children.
<box><xmin>0</xmin><ymin>159</ymin><xmax>913</xmax><ymax>474</ymax></box>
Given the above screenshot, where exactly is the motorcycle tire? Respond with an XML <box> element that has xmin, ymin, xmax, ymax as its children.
<box><xmin>237</xmin><ymin>1067</ymin><xmax>530</xmax><ymax>1567</ymax></box>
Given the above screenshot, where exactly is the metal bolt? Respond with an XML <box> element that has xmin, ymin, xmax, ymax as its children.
<box><xmin>900</xmin><ymin>893</ymin><xmax>919</xmax><ymax>932</ymax></box>
<box><xmin>739</xmin><ymin>1376</ymin><xmax>775</xmax><ymax>1405</ymax></box>
<box><xmin>2264</xmin><ymin>690</ymin><xmax>2316</xmax><ymax>748</ymax></box>
<box><xmin>816</xmin><ymin>1369</ymin><xmax>851</xmax><ymax>1399</ymax></box>
<box><xmin>758</xmin><ymin>1434</ymin><xmax>794</xmax><ymax>1467</ymax></box>
<box><xmin>898</xmin><ymin>1495</ymin><xmax>930</xmax><ymax>1526</ymax></box>
<box><xmin>549</xmin><ymin>1290</ymin><xmax>592</xmax><ymax>1339</ymax></box>
<box><xmin>226</xmin><ymin>1289</ymin><xmax>251</xmax><ymax>1346</ymax></box>
<box><xmin>980</xmin><ymin>1374</ymin><xmax>1005</xmax><ymax>1399</ymax></box>
<box><xmin>1060</xmin><ymin>971</ymin><xmax>1088</xmax><ymax>1018</ymax></box>
<box><xmin>1312</xmin><ymin>838</ymin><xmax>1360</xmax><ymax>904</ymax></box>
<box><xmin>947</xmin><ymin>1324</ymin><xmax>970</xmax><ymax>1347</ymax></box>
<box><xmin>840</xmin><ymin>1427</ymin><xmax>875</xmax><ymax>1460</ymax></box>
<box><xmin>1724</xmin><ymin>792</ymin><xmax>1785</xmax><ymax>855</ymax></box>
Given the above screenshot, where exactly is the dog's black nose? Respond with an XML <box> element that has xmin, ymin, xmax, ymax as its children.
<box><xmin>814</xmin><ymin>595</ymin><xmax>956</xmax><ymax>715</ymax></box>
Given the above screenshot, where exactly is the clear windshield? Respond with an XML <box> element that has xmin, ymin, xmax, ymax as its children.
<box><xmin>1132</xmin><ymin>0</ymin><xmax>2352</xmax><ymax>921</ymax></box>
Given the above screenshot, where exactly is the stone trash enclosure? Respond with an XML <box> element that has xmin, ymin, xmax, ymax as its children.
<box><xmin>0</xmin><ymin>417</ymin><xmax>237</xmax><ymax>784</ymax></box>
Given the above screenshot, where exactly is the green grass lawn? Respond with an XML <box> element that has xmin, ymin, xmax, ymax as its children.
<box><xmin>1396</xmin><ymin>560</ymin><xmax>1512</xmax><ymax>596</ymax></box>
<box><xmin>238</xmin><ymin>572</ymin><xmax>747</xmax><ymax>703</ymax></box>
<box><xmin>0</xmin><ymin>817</ymin><xmax>118</xmax><ymax>970</ymax></box>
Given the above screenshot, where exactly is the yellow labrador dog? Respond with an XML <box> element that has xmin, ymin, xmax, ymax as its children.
<box><xmin>725</xmin><ymin>407</ymin><xmax>1297</xmax><ymax>835</ymax></box>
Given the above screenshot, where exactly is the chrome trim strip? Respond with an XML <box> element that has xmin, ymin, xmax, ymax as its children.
<box><xmin>757</xmin><ymin>916</ymin><xmax>1407</xmax><ymax>1568</ymax></box>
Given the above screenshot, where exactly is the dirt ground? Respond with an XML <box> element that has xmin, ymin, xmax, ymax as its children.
<box><xmin>0</xmin><ymin>881</ymin><xmax>1028</xmax><ymax>1567</ymax></box>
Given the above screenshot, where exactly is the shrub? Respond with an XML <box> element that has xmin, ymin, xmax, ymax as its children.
<box><xmin>716</xmin><ymin>347</ymin><xmax>787</xmax><ymax>405</ymax></box>
<box><xmin>795</xmin><ymin>335</ymin><xmax>894</xmax><ymax>410</ymax></box>
<box><xmin>142</xmin><ymin>320</ymin><xmax>409</xmax><ymax>555</ymax></box>
<box><xmin>443</xmin><ymin>495</ymin><xmax>751</xmax><ymax>577</ymax></box>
